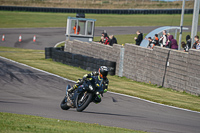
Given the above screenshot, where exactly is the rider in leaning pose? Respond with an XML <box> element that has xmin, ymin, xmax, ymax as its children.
<box><xmin>68</xmin><ymin>66</ymin><xmax>109</xmax><ymax>103</ymax></box>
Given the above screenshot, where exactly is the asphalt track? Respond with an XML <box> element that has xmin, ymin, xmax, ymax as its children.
<box><xmin>1</xmin><ymin>26</ymin><xmax>198</xmax><ymax>50</ymax></box>
<box><xmin>0</xmin><ymin>56</ymin><xmax>200</xmax><ymax>133</ymax></box>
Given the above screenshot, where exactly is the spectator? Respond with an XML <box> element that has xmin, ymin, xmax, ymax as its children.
<box><xmin>148</xmin><ymin>37</ymin><xmax>155</xmax><ymax>49</ymax></box>
<box><xmin>159</xmin><ymin>30</ymin><xmax>167</xmax><ymax>47</ymax></box>
<box><xmin>181</xmin><ymin>41</ymin><xmax>189</xmax><ymax>52</ymax></box>
<box><xmin>109</xmin><ymin>35</ymin><xmax>117</xmax><ymax>46</ymax></box>
<box><xmin>99</xmin><ymin>30</ymin><xmax>109</xmax><ymax>45</ymax></box>
<box><xmin>102</xmin><ymin>33</ymin><xmax>109</xmax><ymax>45</ymax></box>
<box><xmin>99</xmin><ymin>36</ymin><xmax>104</xmax><ymax>44</ymax></box>
<box><xmin>166</xmin><ymin>35</ymin><xmax>178</xmax><ymax>50</ymax></box>
<box><xmin>134</xmin><ymin>31</ymin><xmax>143</xmax><ymax>46</ymax></box>
<box><xmin>192</xmin><ymin>35</ymin><xmax>199</xmax><ymax>49</ymax></box>
<box><xmin>186</xmin><ymin>35</ymin><xmax>191</xmax><ymax>49</ymax></box>
<box><xmin>196</xmin><ymin>41</ymin><xmax>200</xmax><ymax>50</ymax></box>
<box><xmin>166</xmin><ymin>33</ymin><xmax>171</xmax><ymax>47</ymax></box>
<box><xmin>154</xmin><ymin>34</ymin><xmax>159</xmax><ymax>46</ymax></box>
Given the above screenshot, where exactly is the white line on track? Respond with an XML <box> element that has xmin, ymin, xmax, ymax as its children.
<box><xmin>0</xmin><ymin>55</ymin><xmax>199</xmax><ymax>114</ymax></box>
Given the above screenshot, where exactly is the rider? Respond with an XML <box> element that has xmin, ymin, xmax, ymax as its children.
<box><xmin>68</xmin><ymin>66</ymin><xmax>109</xmax><ymax>102</ymax></box>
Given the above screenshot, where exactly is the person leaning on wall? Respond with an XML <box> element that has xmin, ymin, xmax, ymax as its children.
<box><xmin>159</xmin><ymin>30</ymin><xmax>167</xmax><ymax>47</ymax></box>
<box><xmin>109</xmin><ymin>35</ymin><xmax>117</xmax><ymax>46</ymax></box>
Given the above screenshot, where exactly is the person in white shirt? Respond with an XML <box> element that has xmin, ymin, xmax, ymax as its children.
<box><xmin>159</xmin><ymin>30</ymin><xmax>167</xmax><ymax>47</ymax></box>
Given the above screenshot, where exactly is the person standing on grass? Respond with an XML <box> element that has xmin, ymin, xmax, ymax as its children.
<box><xmin>134</xmin><ymin>31</ymin><xmax>143</xmax><ymax>46</ymax></box>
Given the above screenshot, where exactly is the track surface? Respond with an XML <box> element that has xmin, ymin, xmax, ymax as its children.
<box><xmin>1</xmin><ymin>26</ymin><xmax>197</xmax><ymax>50</ymax></box>
<box><xmin>0</xmin><ymin>57</ymin><xmax>200</xmax><ymax>133</ymax></box>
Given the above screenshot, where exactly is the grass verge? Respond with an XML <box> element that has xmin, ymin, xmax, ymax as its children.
<box><xmin>0</xmin><ymin>11</ymin><xmax>199</xmax><ymax>28</ymax></box>
<box><xmin>0</xmin><ymin>112</ymin><xmax>145</xmax><ymax>133</ymax></box>
<box><xmin>0</xmin><ymin>46</ymin><xmax>200</xmax><ymax>112</ymax></box>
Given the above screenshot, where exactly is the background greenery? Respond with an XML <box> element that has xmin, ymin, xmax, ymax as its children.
<box><xmin>0</xmin><ymin>11</ymin><xmax>199</xmax><ymax>28</ymax></box>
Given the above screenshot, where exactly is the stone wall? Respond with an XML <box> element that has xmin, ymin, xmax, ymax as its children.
<box><xmin>186</xmin><ymin>49</ymin><xmax>200</xmax><ymax>95</ymax></box>
<box><xmin>163</xmin><ymin>50</ymin><xmax>188</xmax><ymax>92</ymax></box>
<box><xmin>123</xmin><ymin>44</ymin><xmax>170</xmax><ymax>86</ymax></box>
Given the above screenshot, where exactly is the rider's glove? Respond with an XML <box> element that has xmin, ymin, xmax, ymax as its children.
<box><xmin>76</xmin><ymin>79</ymin><xmax>83</xmax><ymax>84</ymax></box>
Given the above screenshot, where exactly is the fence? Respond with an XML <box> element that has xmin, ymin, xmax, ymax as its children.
<box><xmin>0</xmin><ymin>0</ymin><xmax>195</xmax><ymax>9</ymax></box>
<box><xmin>45</xmin><ymin>47</ymin><xmax>116</xmax><ymax>75</ymax></box>
<box><xmin>0</xmin><ymin>5</ymin><xmax>196</xmax><ymax>14</ymax></box>
<box><xmin>64</xmin><ymin>40</ymin><xmax>200</xmax><ymax>95</ymax></box>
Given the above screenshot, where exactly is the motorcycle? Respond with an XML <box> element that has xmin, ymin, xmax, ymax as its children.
<box><xmin>60</xmin><ymin>78</ymin><xmax>104</xmax><ymax>112</ymax></box>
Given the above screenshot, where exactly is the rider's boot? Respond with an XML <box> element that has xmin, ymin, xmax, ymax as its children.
<box><xmin>94</xmin><ymin>94</ymin><xmax>101</xmax><ymax>104</ymax></box>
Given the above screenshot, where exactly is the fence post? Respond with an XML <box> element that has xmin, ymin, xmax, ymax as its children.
<box><xmin>118</xmin><ymin>46</ymin><xmax>125</xmax><ymax>77</ymax></box>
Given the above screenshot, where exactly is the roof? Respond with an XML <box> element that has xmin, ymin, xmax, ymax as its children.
<box><xmin>68</xmin><ymin>17</ymin><xmax>96</xmax><ymax>21</ymax></box>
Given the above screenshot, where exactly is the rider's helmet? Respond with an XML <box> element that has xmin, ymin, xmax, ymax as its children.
<box><xmin>99</xmin><ymin>66</ymin><xmax>109</xmax><ymax>79</ymax></box>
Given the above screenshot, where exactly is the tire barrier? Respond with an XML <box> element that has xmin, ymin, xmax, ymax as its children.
<box><xmin>0</xmin><ymin>6</ymin><xmax>196</xmax><ymax>14</ymax></box>
<box><xmin>45</xmin><ymin>47</ymin><xmax>116</xmax><ymax>75</ymax></box>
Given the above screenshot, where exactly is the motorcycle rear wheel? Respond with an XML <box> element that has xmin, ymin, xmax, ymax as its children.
<box><xmin>75</xmin><ymin>92</ymin><xmax>92</xmax><ymax>112</ymax></box>
<box><xmin>60</xmin><ymin>96</ymin><xmax>70</xmax><ymax>110</ymax></box>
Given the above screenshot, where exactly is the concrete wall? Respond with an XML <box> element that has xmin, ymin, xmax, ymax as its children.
<box><xmin>65</xmin><ymin>40</ymin><xmax>200</xmax><ymax>95</ymax></box>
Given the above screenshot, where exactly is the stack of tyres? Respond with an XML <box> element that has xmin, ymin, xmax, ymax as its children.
<box><xmin>92</xmin><ymin>58</ymin><xmax>100</xmax><ymax>72</ymax></box>
<box><xmin>52</xmin><ymin>48</ymin><xmax>57</xmax><ymax>61</ymax></box>
<box><xmin>83</xmin><ymin>57</ymin><xmax>87</xmax><ymax>70</ymax></box>
<box><xmin>73</xmin><ymin>54</ymin><xmax>81</xmax><ymax>67</ymax></box>
<box><xmin>60</xmin><ymin>51</ymin><xmax>65</xmax><ymax>64</ymax></box>
<box><xmin>86</xmin><ymin>57</ymin><xmax>93</xmax><ymax>71</ymax></box>
<box><xmin>56</xmin><ymin>50</ymin><xmax>61</xmax><ymax>62</ymax></box>
<box><xmin>45</xmin><ymin>47</ymin><xmax>53</xmax><ymax>59</ymax></box>
<box><xmin>44</xmin><ymin>47</ymin><xmax>116</xmax><ymax>76</ymax></box>
<box><xmin>105</xmin><ymin>60</ymin><xmax>116</xmax><ymax>76</ymax></box>
<box><xmin>64</xmin><ymin>52</ymin><xmax>73</xmax><ymax>66</ymax></box>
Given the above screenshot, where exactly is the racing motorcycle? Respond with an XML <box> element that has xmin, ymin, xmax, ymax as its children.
<box><xmin>60</xmin><ymin>78</ymin><xmax>104</xmax><ymax>112</ymax></box>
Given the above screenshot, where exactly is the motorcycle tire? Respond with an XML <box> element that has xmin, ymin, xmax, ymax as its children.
<box><xmin>60</xmin><ymin>96</ymin><xmax>70</xmax><ymax>110</ymax></box>
<box><xmin>75</xmin><ymin>92</ymin><xmax>93</xmax><ymax>112</ymax></box>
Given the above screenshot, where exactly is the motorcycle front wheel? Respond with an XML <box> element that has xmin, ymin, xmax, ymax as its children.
<box><xmin>60</xmin><ymin>96</ymin><xmax>70</xmax><ymax>110</ymax></box>
<box><xmin>75</xmin><ymin>92</ymin><xmax>93</xmax><ymax>112</ymax></box>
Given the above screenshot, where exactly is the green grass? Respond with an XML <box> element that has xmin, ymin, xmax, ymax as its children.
<box><xmin>0</xmin><ymin>112</ymin><xmax>145</xmax><ymax>133</ymax></box>
<box><xmin>0</xmin><ymin>11</ymin><xmax>199</xmax><ymax>28</ymax></box>
<box><xmin>0</xmin><ymin>46</ymin><xmax>200</xmax><ymax>112</ymax></box>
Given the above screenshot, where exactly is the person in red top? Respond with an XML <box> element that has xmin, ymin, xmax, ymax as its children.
<box><xmin>73</xmin><ymin>23</ymin><xmax>80</xmax><ymax>35</ymax></box>
<box><xmin>102</xmin><ymin>33</ymin><xmax>109</xmax><ymax>45</ymax></box>
<box><xmin>154</xmin><ymin>34</ymin><xmax>159</xmax><ymax>46</ymax></box>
